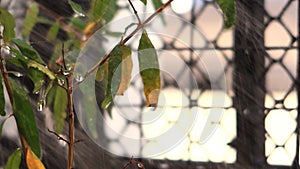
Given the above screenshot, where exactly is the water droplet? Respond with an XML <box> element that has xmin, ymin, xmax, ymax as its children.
<box><xmin>15</xmin><ymin>72</ymin><xmax>23</xmax><ymax>77</ymax></box>
<box><xmin>147</xmin><ymin>105</ymin><xmax>157</xmax><ymax>111</ymax></box>
<box><xmin>82</xmin><ymin>35</ymin><xmax>87</xmax><ymax>42</ymax></box>
<box><xmin>74</xmin><ymin>74</ymin><xmax>84</xmax><ymax>82</ymax></box>
<box><xmin>137</xmin><ymin>162</ymin><xmax>144</xmax><ymax>168</ymax></box>
<box><xmin>104</xmin><ymin>102</ymin><xmax>112</xmax><ymax>109</ymax></box>
<box><xmin>57</xmin><ymin>78</ymin><xmax>65</xmax><ymax>86</ymax></box>
<box><xmin>74</xmin><ymin>12</ymin><xmax>85</xmax><ymax>17</ymax></box>
<box><xmin>8</xmin><ymin>71</ymin><xmax>23</xmax><ymax>77</ymax></box>
<box><xmin>37</xmin><ymin>99</ymin><xmax>46</xmax><ymax>112</ymax></box>
<box><xmin>63</xmin><ymin>71</ymin><xmax>70</xmax><ymax>76</ymax></box>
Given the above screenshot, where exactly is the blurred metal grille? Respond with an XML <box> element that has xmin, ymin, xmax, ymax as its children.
<box><xmin>102</xmin><ymin>0</ymin><xmax>299</xmax><ymax>168</ymax></box>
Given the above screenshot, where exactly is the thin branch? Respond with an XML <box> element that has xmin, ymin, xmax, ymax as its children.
<box><xmin>122</xmin><ymin>157</ymin><xmax>145</xmax><ymax>169</ymax></box>
<box><xmin>128</xmin><ymin>0</ymin><xmax>141</xmax><ymax>24</ymax></box>
<box><xmin>33</xmin><ymin>0</ymin><xmax>83</xmax><ymax>41</ymax></box>
<box><xmin>47</xmin><ymin>128</ymin><xmax>70</xmax><ymax>144</ymax></box>
<box><xmin>60</xmin><ymin>44</ymin><xmax>76</xmax><ymax>169</ymax></box>
<box><xmin>121</xmin><ymin>0</ymin><xmax>174</xmax><ymax>45</ymax></box>
<box><xmin>62</xmin><ymin>43</ymin><xmax>67</xmax><ymax>71</ymax></box>
<box><xmin>74</xmin><ymin>0</ymin><xmax>174</xmax><ymax>87</ymax></box>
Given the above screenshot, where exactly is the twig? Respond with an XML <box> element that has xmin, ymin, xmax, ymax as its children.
<box><xmin>74</xmin><ymin>0</ymin><xmax>174</xmax><ymax>87</ymax></box>
<box><xmin>60</xmin><ymin>44</ymin><xmax>76</xmax><ymax>169</ymax></box>
<box><xmin>47</xmin><ymin>128</ymin><xmax>70</xmax><ymax>144</ymax></box>
<box><xmin>33</xmin><ymin>0</ymin><xmax>83</xmax><ymax>41</ymax></box>
<box><xmin>61</xmin><ymin>43</ymin><xmax>67</xmax><ymax>71</ymax></box>
<box><xmin>128</xmin><ymin>0</ymin><xmax>141</xmax><ymax>24</ymax></box>
<box><xmin>122</xmin><ymin>157</ymin><xmax>145</xmax><ymax>169</ymax></box>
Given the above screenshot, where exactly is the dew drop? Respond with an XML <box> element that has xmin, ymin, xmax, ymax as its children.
<box><xmin>74</xmin><ymin>74</ymin><xmax>84</xmax><ymax>82</ymax></box>
<box><xmin>137</xmin><ymin>162</ymin><xmax>144</xmax><ymax>168</ymax></box>
<box><xmin>9</xmin><ymin>71</ymin><xmax>23</xmax><ymax>77</ymax></box>
<box><xmin>147</xmin><ymin>105</ymin><xmax>157</xmax><ymax>111</ymax></box>
<box><xmin>15</xmin><ymin>72</ymin><xmax>23</xmax><ymax>77</ymax></box>
<box><xmin>37</xmin><ymin>99</ymin><xmax>46</xmax><ymax>112</ymax></box>
<box><xmin>63</xmin><ymin>71</ymin><xmax>70</xmax><ymax>76</ymax></box>
<box><xmin>57</xmin><ymin>78</ymin><xmax>65</xmax><ymax>86</ymax></box>
<box><xmin>74</xmin><ymin>12</ymin><xmax>86</xmax><ymax>17</ymax></box>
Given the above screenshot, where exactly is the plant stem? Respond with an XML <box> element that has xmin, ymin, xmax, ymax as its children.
<box><xmin>74</xmin><ymin>0</ymin><xmax>174</xmax><ymax>87</ymax></box>
<box><xmin>128</xmin><ymin>0</ymin><xmax>141</xmax><ymax>24</ymax></box>
<box><xmin>0</xmin><ymin>47</ymin><xmax>29</xmax><ymax>156</ymax></box>
<box><xmin>60</xmin><ymin>44</ymin><xmax>75</xmax><ymax>169</ymax></box>
<box><xmin>67</xmin><ymin>74</ymin><xmax>74</xmax><ymax>169</ymax></box>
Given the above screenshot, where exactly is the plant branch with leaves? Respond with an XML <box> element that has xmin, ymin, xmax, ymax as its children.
<box><xmin>0</xmin><ymin>0</ymin><xmax>235</xmax><ymax>168</ymax></box>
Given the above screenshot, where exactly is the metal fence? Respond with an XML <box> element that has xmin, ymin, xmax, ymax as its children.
<box><xmin>99</xmin><ymin>0</ymin><xmax>300</xmax><ymax>168</ymax></box>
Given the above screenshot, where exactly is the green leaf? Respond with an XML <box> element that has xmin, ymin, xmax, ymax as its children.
<box><xmin>11</xmin><ymin>38</ymin><xmax>45</xmax><ymax>64</ymax></box>
<box><xmin>0</xmin><ymin>8</ymin><xmax>15</xmax><ymax>42</ymax></box>
<box><xmin>152</xmin><ymin>0</ymin><xmax>165</xmax><ymax>24</ymax></box>
<box><xmin>27</xmin><ymin>67</ymin><xmax>45</xmax><ymax>94</ymax></box>
<box><xmin>0</xmin><ymin>74</ymin><xmax>5</xmax><ymax>116</ymax></box>
<box><xmin>90</xmin><ymin>0</ymin><xmax>110</xmax><ymax>22</ymax></box>
<box><xmin>140</xmin><ymin>0</ymin><xmax>147</xmax><ymax>5</ymax></box>
<box><xmin>216</xmin><ymin>0</ymin><xmax>235</xmax><ymax>28</ymax></box>
<box><xmin>7</xmin><ymin>47</ymin><xmax>46</xmax><ymax>94</ymax></box>
<box><xmin>152</xmin><ymin>0</ymin><xmax>163</xmax><ymax>9</ymax></box>
<box><xmin>101</xmin><ymin>44</ymin><xmax>132</xmax><ymax>109</ymax></box>
<box><xmin>46</xmin><ymin>21</ymin><xmax>60</xmax><ymax>41</ymax></box>
<box><xmin>27</xmin><ymin>60</ymin><xmax>55</xmax><ymax>80</ymax></box>
<box><xmin>10</xmin><ymin>78</ymin><xmax>41</xmax><ymax>157</ymax></box>
<box><xmin>6</xmin><ymin>46</ymin><xmax>28</xmax><ymax>67</ymax></box>
<box><xmin>70</xmin><ymin>17</ymin><xmax>87</xmax><ymax>30</ymax></box>
<box><xmin>79</xmin><ymin>79</ymin><xmax>99</xmax><ymax>137</ymax></box>
<box><xmin>45</xmin><ymin>80</ymin><xmax>67</xmax><ymax>134</ymax></box>
<box><xmin>53</xmin><ymin>86</ymin><xmax>67</xmax><ymax>134</ymax></box>
<box><xmin>103</xmin><ymin>0</ymin><xmax>118</xmax><ymax>23</ymax></box>
<box><xmin>22</xmin><ymin>2</ymin><xmax>39</xmax><ymax>38</ymax></box>
<box><xmin>95</xmin><ymin>61</ymin><xmax>107</xmax><ymax>81</ymax></box>
<box><xmin>138</xmin><ymin>30</ymin><xmax>161</xmax><ymax>106</ymax></box>
<box><xmin>68</xmin><ymin>0</ymin><xmax>85</xmax><ymax>17</ymax></box>
<box><xmin>4</xmin><ymin>149</ymin><xmax>22</xmax><ymax>169</ymax></box>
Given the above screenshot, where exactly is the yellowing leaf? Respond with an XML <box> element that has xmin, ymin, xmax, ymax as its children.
<box><xmin>138</xmin><ymin>30</ymin><xmax>161</xmax><ymax>106</ymax></box>
<box><xmin>101</xmin><ymin>44</ymin><xmax>132</xmax><ymax>109</ymax></box>
<box><xmin>26</xmin><ymin>147</ymin><xmax>46</xmax><ymax>169</ymax></box>
<box><xmin>83</xmin><ymin>21</ymin><xmax>96</xmax><ymax>35</ymax></box>
<box><xmin>117</xmin><ymin>47</ymin><xmax>133</xmax><ymax>95</ymax></box>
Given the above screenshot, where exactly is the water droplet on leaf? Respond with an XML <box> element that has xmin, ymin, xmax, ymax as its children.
<box><xmin>57</xmin><ymin>78</ymin><xmax>65</xmax><ymax>86</ymax></box>
<box><xmin>37</xmin><ymin>99</ymin><xmax>45</xmax><ymax>112</ymax></box>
